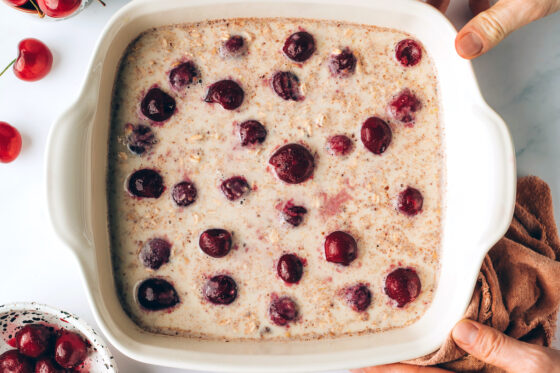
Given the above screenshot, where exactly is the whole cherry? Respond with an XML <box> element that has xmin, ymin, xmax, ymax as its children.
<box><xmin>324</xmin><ymin>231</ymin><xmax>358</xmax><ymax>266</ymax></box>
<box><xmin>0</xmin><ymin>122</ymin><xmax>22</xmax><ymax>163</ymax></box>
<box><xmin>0</xmin><ymin>350</ymin><xmax>33</xmax><ymax>373</ymax></box>
<box><xmin>54</xmin><ymin>331</ymin><xmax>87</xmax><ymax>369</ymax></box>
<box><xmin>36</xmin><ymin>0</ymin><xmax>81</xmax><ymax>18</ymax></box>
<box><xmin>35</xmin><ymin>357</ymin><xmax>65</xmax><ymax>373</ymax></box>
<box><xmin>15</xmin><ymin>324</ymin><xmax>53</xmax><ymax>358</ymax></box>
<box><xmin>5</xmin><ymin>0</ymin><xmax>29</xmax><ymax>6</ymax></box>
<box><xmin>0</xmin><ymin>38</ymin><xmax>53</xmax><ymax>82</ymax></box>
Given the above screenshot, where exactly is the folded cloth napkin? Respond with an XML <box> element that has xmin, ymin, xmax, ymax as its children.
<box><xmin>408</xmin><ymin>176</ymin><xmax>560</xmax><ymax>372</ymax></box>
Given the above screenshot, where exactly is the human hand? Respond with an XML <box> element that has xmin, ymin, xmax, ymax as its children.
<box><xmin>351</xmin><ymin>319</ymin><xmax>560</xmax><ymax>372</ymax></box>
<box><xmin>424</xmin><ymin>0</ymin><xmax>560</xmax><ymax>59</ymax></box>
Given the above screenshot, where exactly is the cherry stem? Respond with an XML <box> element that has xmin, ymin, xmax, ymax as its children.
<box><xmin>0</xmin><ymin>59</ymin><xmax>16</xmax><ymax>78</ymax></box>
<box><xmin>96</xmin><ymin>0</ymin><xmax>106</xmax><ymax>6</ymax></box>
<box><xmin>28</xmin><ymin>0</ymin><xmax>45</xmax><ymax>18</ymax></box>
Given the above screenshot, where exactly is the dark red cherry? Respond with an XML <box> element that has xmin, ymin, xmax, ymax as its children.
<box><xmin>220</xmin><ymin>35</ymin><xmax>247</xmax><ymax>57</ymax></box>
<box><xmin>0</xmin><ymin>350</ymin><xmax>33</xmax><ymax>373</ymax></box>
<box><xmin>361</xmin><ymin>117</ymin><xmax>392</xmax><ymax>155</ymax></box>
<box><xmin>54</xmin><ymin>332</ymin><xmax>87</xmax><ymax>369</ymax></box>
<box><xmin>388</xmin><ymin>89</ymin><xmax>422</xmax><ymax>124</ymax></box>
<box><xmin>385</xmin><ymin>268</ymin><xmax>421</xmax><ymax>307</ymax></box>
<box><xmin>204</xmin><ymin>80</ymin><xmax>244</xmax><ymax>110</ymax></box>
<box><xmin>329</xmin><ymin>48</ymin><xmax>357</xmax><ymax>77</ymax></box>
<box><xmin>36</xmin><ymin>0</ymin><xmax>81</xmax><ymax>18</ymax></box>
<box><xmin>283</xmin><ymin>31</ymin><xmax>315</xmax><ymax>62</ymax></box>
<box><xmin>139</xmin><ymin>238</ymin><xmax>171</xmax><ymax>270</ymax></box>
<box><xmin>199</xmin><ymin>229</ymin><xmax>232</xmax><ymax>258</ymax></box>
<box><xmin>324</xmin><ymin>231</ymin><xmax>357</xmax><ymax>266</ymax></box>
<box><xmin>326</xmin><ymin>135</ymin><xmax>353</xmax><ymax>156</ymax></box>
<box><xmin>172</xmin><ymin>181</ymin><xmax>197</xmax><ymax>206</ymax></box>
<box><xmin>398</xmin><ymin>187</ymin><xmax>423</xmax><ymax>216</ymax></box>
<box><xmin>271</xmin><ymin>71</ymin><xmax>302</xmax><ymax>101</ymax></box>
<box><xmin>169</xmin><ymin>61</ymin><xmax>198</xmax><ymax>91</ymax></box>
<box><xmin>269</xmin><ymin>143</ymin><xmax>314</xmax><ymax>184</ymax></box>
<box><xmin>221</xmin><ymin>176</ymin><xmax>250</xmax><ymax>201</ymax></box>
<box><xmin>282</xmin><ymin>202</ymin><xmax>307</xmax><ymax>227</ymax></box>
<box><xmin>269</xmin><ymin>297</ymin><xmax>298</xmax><ymax>326</ymax></box>
<box><xmin>9</xmin><ymin>38</ymin><xmax>53</xmax><ymax>82</ymax></box>
<box><xmin>395</xmin><ymin>39</ymin><xmax>422</xmax><ymax>67</ymax></box>
<box><xmin>203</xmin><ymin>275</ymin><xmax>237</xmax><ymax>305</ymax></box>
<box><xmin>127</xmin><ymin>124</ymin><xmax>156</xmax><ymax>155</ymax></box>
<box><xmin>344</xmin><ymin>284</ymin><xmax>372</xmax><ymax>312</ymax></box>
<box><xmin>15</xmin><ymin>324</ymin><xmax>53</xmax><ymax>358</ymax></box>
<box><xmin>140</xmin><ymin>87</ymin><xmax>176</xmax><ymax>122</ymax></box>
<box><xmin>6</xmin><ymin>0</ymin><xmax>28</xmax><ymax>6</ymax></box>
<box><xmin>239</xmin><ymin>120</ymin><xmax>267</xmax><ymax>146</ymax></box>
<box><xmin>137</xmin><ymin>278</ymin><xmax>180</xmax><ymax>310</ymax></box>
<box><xmin>0</xmin><ymin>121</ymin><xmax>22</xmax><ymax>163</ymax></box>
<box><xmin>277</xmin><ymin>254</ymin><xmax>303</xmax><ymax>283</ymax></box>
<box><xmin>34</xmin><ymin>357</ymin><xmax>64</xmax><ymax>373</ymax></box>
<box><xmin>127</xmin><ymin>169</ymin><xmax>164</xmax><ymax>198</ymax></box>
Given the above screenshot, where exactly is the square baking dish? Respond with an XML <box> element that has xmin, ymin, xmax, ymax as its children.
<box><xmin>46</xmin><ymin>0</ymin><xmax>516</xmax><ymax>371</ymax></box>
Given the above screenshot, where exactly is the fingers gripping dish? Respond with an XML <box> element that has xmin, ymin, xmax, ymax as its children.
<box><xmin>108</xmin><ymin>18</ymin><xmax>445</xmax><ymax>341</ymax></box>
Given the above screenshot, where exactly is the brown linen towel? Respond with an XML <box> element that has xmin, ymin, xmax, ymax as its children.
<box><xmin>408</xmin><ymin>176</ymin><xmax>560</xmax><ymax>372</ymax></box>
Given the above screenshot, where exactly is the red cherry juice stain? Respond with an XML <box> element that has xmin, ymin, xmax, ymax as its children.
<box><xmin>319</xmin><ymin>190</ymin><xmax>352</xmax><ymax>218</ymax></box>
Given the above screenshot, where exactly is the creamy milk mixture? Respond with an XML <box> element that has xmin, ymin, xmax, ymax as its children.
<box><xmin>108</xmin><ymin>18</ymin><xmax>444</xmax><ymax>341</ymax></box>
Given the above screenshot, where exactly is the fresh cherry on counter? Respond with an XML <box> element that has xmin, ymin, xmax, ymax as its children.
<box><xmin>37</xmin><ymin>0</ymin><xmax>81</xmax><ymax>18</ymax></box>
<box><xmin>5</xmin><ymin>0</ymin><xmax>28</xmax><ymax>6</ymax></box>
<box><xmin>0</xmin><ymin>38</ymin><xmax>53</xmax><ymax>82</ymax></box>
<box><xmin>0</xmin><ymin>121</ymin><xmax>22</xmax><ymax>163</ymax></box>
<box><xmin>54</xmin><ymin>331</ymin><xmax>87</xmax><ymax>369</ymax></box>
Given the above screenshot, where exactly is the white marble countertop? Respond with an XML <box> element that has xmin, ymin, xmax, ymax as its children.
<box><xmin>0</xmin><ymin>1</ymin><xmax>558</xmax><ymax>372</ymax></box>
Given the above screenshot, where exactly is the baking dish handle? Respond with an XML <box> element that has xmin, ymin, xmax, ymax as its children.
<box><xmin>475</xmin><ymin>103</ymin><xmax>516</xmax><ymax>250</ymax></box>
<box><xmin>46</xmin><ymin>101</ymin><xmax>94</xmax><ymax>254</ymax></box>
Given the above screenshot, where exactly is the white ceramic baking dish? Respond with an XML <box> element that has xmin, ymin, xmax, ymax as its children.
<box><xmin>45</xmin><ymin>0</ymin><xmax>516</xmax><ymax>371</ymax></box>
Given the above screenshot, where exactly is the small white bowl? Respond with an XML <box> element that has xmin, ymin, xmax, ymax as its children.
<box><xmin>0</xmin><ymin>302</ymin><xmax>117</xmax><ymax>372</ymax></box>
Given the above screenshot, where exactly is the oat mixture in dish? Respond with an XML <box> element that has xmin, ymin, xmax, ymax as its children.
<box><xmin>107</xmin><ymin>17</ymin><xmax>445</xmax><ymax>341</ymax></box>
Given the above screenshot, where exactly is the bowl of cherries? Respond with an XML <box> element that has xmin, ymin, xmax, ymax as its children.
<box><xmin>2</xmin><ymin>0</ymin><xmax>100</xmax><ymax>19</ymax></box>
<box><xmin>0</xmin><ymin>302</ymin><xmax>117</xmax><ymax>372</ymax></box>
